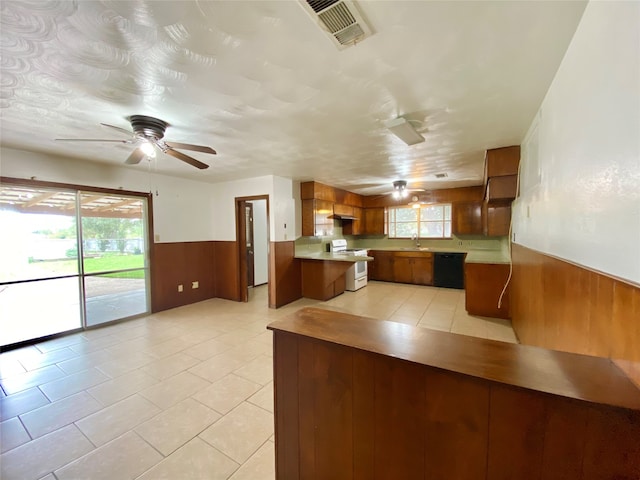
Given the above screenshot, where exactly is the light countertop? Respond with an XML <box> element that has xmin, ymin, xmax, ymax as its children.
<box><xmin>294</xmin><ymin>252</ymin><xmax>374</xmax><ymax>262</ymax></box>
<box><xmin>365</xmin><ymin>247</ymin><xmax>511</xmax><ymax>264</ymax></box>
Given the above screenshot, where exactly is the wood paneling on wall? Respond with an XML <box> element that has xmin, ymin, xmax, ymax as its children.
<box><xmin>151</xmin><ymin>241</ymin><xmax>215</xmax><ymax>312</ymax></box>
<box><xmin>363</xmin><ymin>186</ymin><xmax>483</xmax><ymax>208</ymax></box>
<box><xmin>511</xmin><ymin>243</ymin><xmax>640</xmax><ymax>362</ymax></box>
<box><xmin>214</xmin><ymin>241</ymin><xmax>241</xmax><ymax>302</ymax></box>
<box><xmin>269</xmin><ymin>241</ymin><xmax>302</xmax><ymax>308</ymax></box>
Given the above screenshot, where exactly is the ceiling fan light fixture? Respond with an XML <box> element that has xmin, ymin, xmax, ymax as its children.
<box><xmin>392</xmin><ymin>180</ymin><xmax>409</xmax><ymax>199</ymax></box>
<box><xmin>139</xmin><ymin>140</ymin><xmax>156</xmax><ymax>157</ymax></box>
<box><xmin>384</xmin><ymin>117</ymin><xmax>424</xmax><ymax>146</ymax></box>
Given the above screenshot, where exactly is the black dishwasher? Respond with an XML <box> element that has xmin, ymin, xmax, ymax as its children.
<box><xmin>433</xmin><ymin>253</ymin><xmax>465</xmax><ymax>289</ymax></box>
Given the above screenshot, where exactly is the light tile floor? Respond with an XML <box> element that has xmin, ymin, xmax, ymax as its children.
<box><xmin>0</xmin><ymin>281</ymin><xmax>517</xmax><ymax>479</ymax></box>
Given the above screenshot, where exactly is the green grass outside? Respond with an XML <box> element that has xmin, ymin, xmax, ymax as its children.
<box><xmin>28</xmin><ymin>254</ymin><xmax>146</xmax><ymax>279</ymax></box>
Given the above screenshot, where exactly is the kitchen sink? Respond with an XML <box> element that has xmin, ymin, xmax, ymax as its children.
<box><xmin>399</xmin><ymin>247</ymin><xmax>431</xmax><ymax>251</ymax></box>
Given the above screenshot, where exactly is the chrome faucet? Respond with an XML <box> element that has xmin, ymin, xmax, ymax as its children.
<box><xmin>411</xmin><ymin>233</ymin><xmax>420</xmax><ymax>248</ymax></box>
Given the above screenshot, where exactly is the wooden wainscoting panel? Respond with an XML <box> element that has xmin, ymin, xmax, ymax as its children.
<box><xmin>373</xmin><ymin>355</ymin><xmax>426</xmax><ymax>478</ymax></box>
<box><xmin>304</xmin><ymin>339</ymin><xmax>354</xmax><ymax>478</ymax></box>
<box><xmin>611</xmin><ymin>281</ymin><xmax>640</xmax><ymax>362</ymax></box>
<box><xmin>352</xmin><ymin>350</ymin><xmax>375</xmax><ymax>479</ymax></box>
<box><xmin>511</xmin><ymin>244</ymin><xmax>640</xmax><ymax>363</ymax></box>
<box><xmin>539</xmin><ymin>397</ymin><xmax>588</xmax><ymax>480</ymax></box>
<box><xmin>269</xmin><ymin>241</ymin><xmax>302</xmax><ymax>308</ymax></box>
<box><xmin>487</xmin><ymin>385</ymin><xmax>546</xmax><ymax>480</ymax></box>
<box><xmin>587</xmin><ymin>274</ymin><xmax>614</xmax><ymax>357</ymax></box>
<box><xmin>297</xmin><ymin>337</ymin><xmax>316</xmax><ymax>478</ymax></box>
<box><xmin>273</xmin><ymin>332</ymin><xmax>300</xmax><ymax>479</ymax></box>
<box><xmin>214</xmin><ymin>240</ymin><xmax>240</xmax><ymax>301</ymax></box>
<box><xmin>424</xmin><ymin>370</ymin><xmax>489</xmax><ymax>480</ymax></box>
<box><xmin>151</xmin><ymin>241</ymin><xmax>215</xmax><ymax>312</ymax></box>
<box><xmin>581</xmin><ymin>405</ymin><xmax>640</xmax><ymax>478</ymax></box>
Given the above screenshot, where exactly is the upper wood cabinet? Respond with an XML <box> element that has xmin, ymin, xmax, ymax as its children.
<box><xmin>482</xmin><ymin>202</ymin><xmax>511</xmax><ymax>236</ymax></box>
<box><xmin>486</xmin><ymin>175</ymin><xmax>518</xmax><ymax>202</ymax></box>
<box><xmin>301</xmin><ymin>181</ymin><xmax>337</xmax><ymax>202</ymax></box>
<box><xmin>363</xmin><ymin>208</ymin><xmax>385</xmax><ymax>235</ymax></box>
<box><xmin>302</xmin><ymin>199</ymin><xmax>334</xmax><ymax>237</ymax></box>
<box><xmin>452</xmin><ymin>202</ymin><xmax>483</xmax><ymax>235</ymax></box>
<box><xmin>484</xmin><ymin>146</ymin><xmax>520</xmax><ymax>179</ymax></box>
<box><xmin>342</xmin><ymin>207</ymin><xmax>363</xmax><ymax>235</ymax></box>
<box><xmin>333</xmin><ymin>204</ymin><xmax>354</xmax><ymax>217</ymax></box>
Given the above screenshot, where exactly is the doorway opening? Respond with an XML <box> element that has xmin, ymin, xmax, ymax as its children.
<box><xmin>235</xmin><ymin>195</ymin><xmax>269</xmax><ymax>304</ymax></box>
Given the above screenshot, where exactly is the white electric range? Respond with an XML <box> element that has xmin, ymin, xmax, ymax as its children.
<box><xmin>330</xmin><ymin>239</ymin><xmax>368</xmax><ymax>291</ymax></box>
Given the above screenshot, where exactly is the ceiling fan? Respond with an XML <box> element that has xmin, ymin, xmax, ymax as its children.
<box><xmin>389</xmin><ymin>180</ymin><xmax>425</xmax><ymax>200</ymax></box>
<box><xmin>55</xmin><ymin>115</ymin><xmax>216</xmax><ymax>170</ymax></box>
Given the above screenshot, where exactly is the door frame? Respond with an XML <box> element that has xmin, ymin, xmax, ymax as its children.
<box><xmin>235</xmin><ymin>195</ymin><xmax>269</xmax><ymax>303</ymax></box>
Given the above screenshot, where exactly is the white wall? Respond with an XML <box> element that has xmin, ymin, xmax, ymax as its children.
<box><xmin>211</xmin><ymin>174</ymin><xmax>296</xmax><ymax>242</ymax></box>
<box><xmin>513</xmin><ymin>1</ymin><xmax>640</xmax><ymax>284</ymax></box>
<box><xmin>0</xmin><ymin>148</ymin><xmax>217</xmax><ymax>243</ymax></box>
<box><xmin>251</xmin><ymin>199</ymin><xmax>269</xmax><ymax>285</ymax></box>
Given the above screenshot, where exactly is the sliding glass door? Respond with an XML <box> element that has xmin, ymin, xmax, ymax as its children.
<box><xmin>0</xmin><ymin>183</ymin><xmax>150</xmax><ymax>347</ymax></box>
<box><xmin>0</xmin><ymin>186</ymin><xmax>82</xmax><ymax>346</ymax></box>
<box><xmin>80</xmin><ymin>192</ymin><xmax>149</xmax><ymax>326</ymax></box>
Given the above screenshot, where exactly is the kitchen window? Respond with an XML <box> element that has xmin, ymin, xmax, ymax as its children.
<box><xmin>387</xmin><ymin>204</ymin><xmax>452</xmax><ymax>239</ymax></box>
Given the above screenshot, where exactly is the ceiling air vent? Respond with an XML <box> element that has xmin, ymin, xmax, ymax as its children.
<box><xmin>435</xmin><ymin>173</ymin><xmax>448</xmax><ymax>179</ymax></box>
<box><xmin>299</xmin><ymin>0</ymin><xmax>373</xmax><ymax>50</ymax></box>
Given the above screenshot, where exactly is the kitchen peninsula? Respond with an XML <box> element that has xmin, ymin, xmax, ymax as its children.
<box><xmin>294</xmin><ymin>249</ymin><xmax>373</xmax><ymax>301</ymax></box>
<box><xmin>269</xmin><ymin>307</ymin><xmax>640</xmax><ymax>479</ymax></box>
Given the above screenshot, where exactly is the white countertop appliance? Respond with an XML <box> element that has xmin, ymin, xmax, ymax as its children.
<box><xmin>330</xmin><ymin>239</ymin><xmax>368</xmax><ymax>291</ymax></box>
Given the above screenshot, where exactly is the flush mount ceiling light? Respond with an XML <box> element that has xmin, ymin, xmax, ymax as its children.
<box><xmin>392</xmin><ymin>180</ymin><xmax>409</xmax><ymax>199</ymax></box>
<box><xmin>384</xmin><ymin>117</ymin><xmax>425</xmax><ymax>146</ymax></box>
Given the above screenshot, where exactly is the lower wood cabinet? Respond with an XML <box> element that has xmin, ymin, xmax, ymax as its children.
<box><xmin>369</xmin><ymin>250</ymin><xmax>433</xmax><ymax>286</ymax></box>
<box><xmin>301</xmin><ymin>259</ymin><xmax>351</xmax><ymax>301</ymax></box>
<box><xmin>465</xmin><ymin>262</ymin><xmax>510</xmax><ymax>319</ymax></box>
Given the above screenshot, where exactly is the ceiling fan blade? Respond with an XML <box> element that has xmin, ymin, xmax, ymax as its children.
<box><xmin>125</xmin><ymin>148</ymin><xmax>146</xmax><ymax>165</ymax></box>
<box><xmin>55</xmin><ymin>138</ymin><xmax>131</xmax><ymax>143</ymax></box>
<box><xmin>100</xmin><ymin>123</ymin><xmax>134</xmax><ymax>137</ymax></box>
<box><xmin>164</xmin><ymin>141</ymin><xmax>217</xmax><ymax>155</ymax></box>
<box><xmin>163</xmin><ymin>147</ymin><xmax>209</xmax><ymax>169</ymax></box>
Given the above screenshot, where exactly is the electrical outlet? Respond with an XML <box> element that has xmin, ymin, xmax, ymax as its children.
<box><xmin>177</xmin><ymin>284</ymin><xmax>183</xmax><ymax>292</ymax></box>
<box><xmin>192</xmin><ymin>281</ymin><xmax>199</xmax><ymax>289</ymax></box>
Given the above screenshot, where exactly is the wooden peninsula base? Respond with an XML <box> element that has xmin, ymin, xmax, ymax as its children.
<box><xmin>300</xmin><ymin>259</ymin><xmax>352</xmax><ymax>301</ymax></box>
<box><xmin>268</xmin><ymin>307</ymin><xmax>640</xmax><ymax>480</ymax></box>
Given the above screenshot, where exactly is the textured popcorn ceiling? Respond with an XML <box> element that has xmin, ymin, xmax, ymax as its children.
<box><xmin>0</xmin><ymin>1</ymin><xmax>587</xmax><ymax>195</ymax></box>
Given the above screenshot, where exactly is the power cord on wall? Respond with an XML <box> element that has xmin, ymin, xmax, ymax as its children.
<box><xmin>497</xmin><ymin>150</ymin><xmax>525</xmax><ymax>310</ymax></box>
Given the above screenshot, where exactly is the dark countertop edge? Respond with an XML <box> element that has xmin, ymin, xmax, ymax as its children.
<box><xmin>267</xmin><ymin>307</ymin><xmax>640</xmax><ymax>412</ymax></box>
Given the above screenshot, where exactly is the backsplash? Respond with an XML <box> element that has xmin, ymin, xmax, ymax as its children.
<box><xmin>352</xmin><ymin>235</ymin><xmax>505</xmax><ymax>252</ymax></box>
<box><xmin>295</xmin><ymin>220</ymin><xmax>507</xmax><ymax>254</ymax></box>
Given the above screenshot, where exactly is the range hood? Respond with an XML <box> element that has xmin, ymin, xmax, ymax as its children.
<box><xmin>330</xmin><ymin>204</ymin><xmax>359</xmax><ymax>220</ymax></box>
<box><xmin>329</xmin><ymin>212</ymin><xmax>359</xmax><ymax>220</ymax></box>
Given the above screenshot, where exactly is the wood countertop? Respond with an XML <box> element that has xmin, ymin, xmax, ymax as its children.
<box><xmin>268</xmin><ymin>307</ymin><xmax>640</xmax><ymax>411</ymax></box>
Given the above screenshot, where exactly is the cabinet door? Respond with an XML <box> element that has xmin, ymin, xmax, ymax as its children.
<box><xmin>485</xmin><ymin>146</ymin><xmax>520</xmax><ymax>178</ymax></box>
<box><xmin>453</xmin><ymin>202</ymin><xmax>482</xmax><ymax>235</ymax></box>
<box><xmin>393</xmin><ymin>257</ymin><xmax>414</xmax><ymax>284</ymax></box>
<box><xmin>343</xmin><ymin>207</ymin><xmax>362</xmax><ymax>235</ymax></box>
<box><xmin>371</xmin><ymin>251</ymin><xmax>394</xmax><ymax>281</ymax></box>
<box><xmin>363</xmin><ymin>208</ymin><xmax>385</xmax><ymax>235</ymax></box>
<box><xmin>411</xmin><ymin>257</ymin><xmax>434</xmax><ymax>285</ymax></box>
<box><xmin>314</xmin><ymin>200</ymin><xmax>334</xmax><ymax>237</ymax></box>
<box><xmin>483</xmin><ymin>203</ymin><xmax>511</xmax><ymax>236</ymax></box>
<box><xmin>302</xmin><ymin>199</ymin><xmax>315</xmax><ymax>236</ymax></box>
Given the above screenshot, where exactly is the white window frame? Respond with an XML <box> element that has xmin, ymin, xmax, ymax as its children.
<box><xmin>387</xmin><ymin>204</ymin><xmax>452</xmax><ymax>239</ymax></box>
